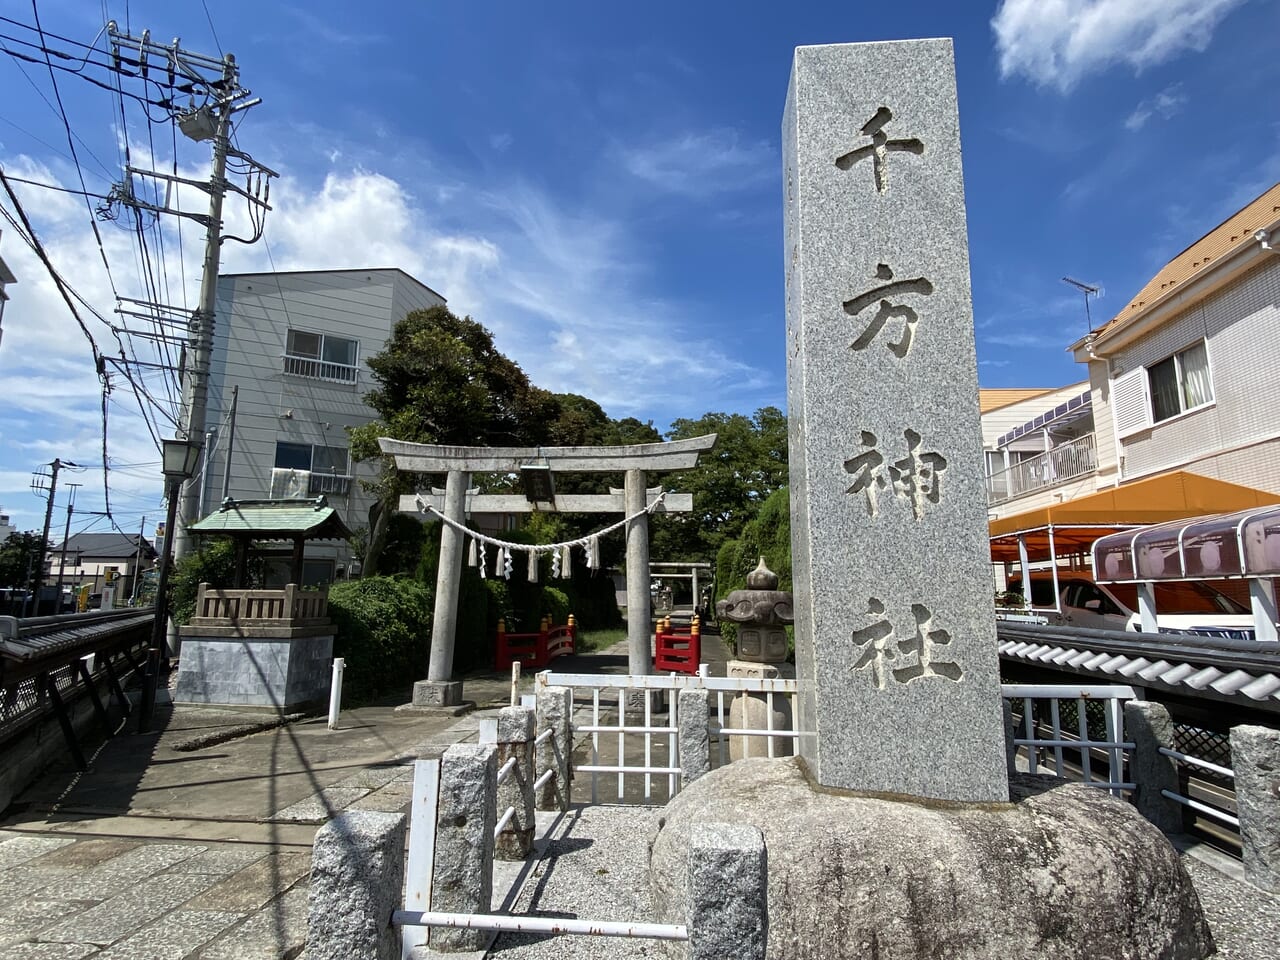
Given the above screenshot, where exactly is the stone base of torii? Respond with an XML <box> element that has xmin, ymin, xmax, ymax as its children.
<box><xmin>378</xmin><ymin>435</ymin><xmax>717</xmax><ymax>707</ymax></box>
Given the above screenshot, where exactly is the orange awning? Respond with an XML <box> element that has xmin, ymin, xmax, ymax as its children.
<box><xmin>989</xmin><ymin>471</ymin><xmax>1280</xmax><ymax>564</ymax></box>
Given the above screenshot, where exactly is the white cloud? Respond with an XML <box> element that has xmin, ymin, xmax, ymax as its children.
<box><xmin>0</xmin><ymin>148</ymin><xmax>777</xmax><ymax>531</ymax></box>
<box><xmin>991</xmin><ymin>0</ymin><xmax>1247</xmax><ymax>92</ymax></box>
<box><xmin>613</xmin><ymin>128</ymin><xmax>774</xmax><ymax>197</ymax></box>
<box><xmin>1124</xmin><ymin>83</ymin><xmax>1189</xmax><ymax>130</ymax></box>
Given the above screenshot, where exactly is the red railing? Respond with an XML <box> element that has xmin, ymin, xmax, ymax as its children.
<box><xmin>654</xmin><ymin>616</ymin><xmax>701</xmax><ymax>674</ymax></box>
<box><xmin>495</xmin><ymin>615</ymin><xmax>577</xmax><ymax>671</ymax></box>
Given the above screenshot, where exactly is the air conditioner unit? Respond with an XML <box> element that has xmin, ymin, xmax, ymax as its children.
<box><xmin>270</xmin><ymin>467</ymin><xmax>311</xmax><ymax>499</ymax></box>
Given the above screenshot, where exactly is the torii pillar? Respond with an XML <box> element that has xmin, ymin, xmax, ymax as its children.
<box><xmin>380</xmin><ymin>435</ymin><xmax>717</xmax><ymax>707</ymax></box>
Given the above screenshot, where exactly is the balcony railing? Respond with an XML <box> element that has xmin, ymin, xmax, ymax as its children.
<box><xmin>282</xmin><ymin>353</ymin><xmax>358</xmax><ymax>384</ymax></box>
<box><xmin>270</xmin><ymin>468</ymin><xmax>351</xmax><ymax>498</ymax></box>
<box><xmin>987</xmin><ymin>432</ymin><xmax>1097</xmax><ymax>505</ymax></box>
<box><xmin>308</xmin><ymin>472</ymin><xmax>352</xmax><ymax>496</ymax></box>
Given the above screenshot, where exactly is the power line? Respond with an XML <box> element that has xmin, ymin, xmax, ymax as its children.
<box><xmin>0</xmin><ymin>166</ymin><xmax>104</xmax><ymax>367</ymax></box>
<box><xmin>29</xmin><ymin>0</ymin><xmax>125</xmax><ymax>311</ymax></box>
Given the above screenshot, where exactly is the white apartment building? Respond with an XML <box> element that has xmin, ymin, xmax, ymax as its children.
<box><xmin>982</xmin><ymin>182</ymin><xmax>1280</xmax><ymax>520</ymax></box>
<box><xmin>202</xmin><ymin>268</ymin><xmax>446</xmax><ymax>583</ymax></box>
<box><xmin>1072</xmin><ymin>182</ymin><xmax>1280</xmax><ymax>495</ymax></box>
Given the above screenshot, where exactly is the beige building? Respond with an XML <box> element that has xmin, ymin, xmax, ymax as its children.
<box><xmin>983</xmin><ymin>182</ymin><xmax>1280</xmax><ymax>522</ymax></box>
<box><xmin>1071</xmin><ymin>182</ymin><xmax>1280</xmax><ymax>496</ymax></box>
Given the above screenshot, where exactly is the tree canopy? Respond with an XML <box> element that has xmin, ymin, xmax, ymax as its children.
<box><xmin>349</xmin><ymin>306</ymin><xmax>664</xmax><ymax>573</ymax></box>
<box><xmin>0</xmin><ymin>532</ymin><xmax>45</xmax><ymax>590</ymax></box>
<box><xmin>348</xmin><ymin>304</ymin><xmax>790</xmax><ymax>577</ymax></box>
<box><xmin>650</xmin><ymin>407</ymin><xmax>788</xmax><ymax>563</ymax></box>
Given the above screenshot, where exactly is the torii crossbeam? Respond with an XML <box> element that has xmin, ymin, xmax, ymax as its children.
<box><xmin>379</xmin><ymin>434</ymin><xmax>717</xmax><ymax>707</ymax></box>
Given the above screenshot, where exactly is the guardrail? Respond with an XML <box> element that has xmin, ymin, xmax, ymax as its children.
<box><xmin>0</xmin><ymin>608</ymin><xmax>152</xmax><ymax>772</ymax></box>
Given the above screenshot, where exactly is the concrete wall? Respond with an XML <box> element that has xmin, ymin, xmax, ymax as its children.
<box><xmin>175</xmin><ymin>632</ymin><xmax>334</xmax><ymax>709</ymax></box>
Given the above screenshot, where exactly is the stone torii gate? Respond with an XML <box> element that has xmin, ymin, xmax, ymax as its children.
<box><xmin>378</xmin><ymin>435</ymin><xmax>717</xmax><ymax>706</ymax></box>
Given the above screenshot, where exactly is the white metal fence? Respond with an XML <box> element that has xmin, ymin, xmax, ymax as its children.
<box><xmin>1158</xmin><ymin>745</ymin><xmax>1239</xmax><ymax>830</ymax></box>
<box><xmin>1003</xmin><ymin>682</ymin><xmax>1134</xmax><ymax>796</ymax></box>
<box><xmin>539</xmin><ymin>670</ymin><xmax>1156</xmax><ymax>802</ymax></box>
<box><xmin>540</xmin><ymin>668</ymin><xmax>801</xmax><ymax>803</ymax></box>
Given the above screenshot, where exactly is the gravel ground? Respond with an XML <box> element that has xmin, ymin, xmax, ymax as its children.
<box><xmin>1181</xmin><ymin>855</ymin><xmax>1280</xmax><ymax>959</ymax></box>
<box><xmin>491</xmin><ymin>806</ymin><xmax>661</xmax><ymax>959</ymax></box>
<box><xmin>490</xmin><ymin>806</ymin><xmax>1280</xmax><ymax>960</ymax></box>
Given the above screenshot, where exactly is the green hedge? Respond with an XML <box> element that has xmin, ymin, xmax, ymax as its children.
<box><xmin>329</xmin><ymin>576</ymin><xmax>434</xmax><ymax>702</ymax></box>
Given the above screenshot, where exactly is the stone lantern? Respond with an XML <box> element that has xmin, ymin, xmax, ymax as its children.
<box><xmin>716</xmin><ymin>557</ymin><xmax>794</xmax><ymax>759</ymax></box>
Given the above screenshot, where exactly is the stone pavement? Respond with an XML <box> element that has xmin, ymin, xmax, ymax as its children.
<box><xmin>0</xmin><ymin>661</ymin><xmax>538</xmax><ymax>960</ymax></box>
<box><xmin>0</xmin><ymin>635</ymin><xmax>680</xmax><ymax>960</ymax></box>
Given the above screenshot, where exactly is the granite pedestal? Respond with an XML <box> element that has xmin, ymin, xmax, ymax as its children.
<box><xmin>175</xmin><ymin>624</ymin><xmax>332</xmax><ymax>710</ymax></box>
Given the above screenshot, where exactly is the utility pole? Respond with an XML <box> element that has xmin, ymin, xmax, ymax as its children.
<box><xmin>103</xmin><ymin>25</ymin><xmax>274</xmax><ymax>565</ymax></box>
<box><xmin>220</xmin><ymin>384</ymin><xmax>238</xmax><ymax>501</ymax></box>
<box><xmin>28</xmin><ymin>458</ymin><xmax>78</xmax><ymax>616</ymax></box>
<box><xmin>131</xmin><ymin>515</ymin><xmax>147</xmax><ymax>605</ymax></box>
<box><xmin>52</xmin><ymin>483</ymin><xmax>82</xmax><ymax>610</ymax></box>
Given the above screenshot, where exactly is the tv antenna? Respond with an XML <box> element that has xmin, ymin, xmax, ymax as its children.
<box><xmin>1062</xmin><ymin>277</ymin><xmax>1102</xmax><ymax>334</ymax></box>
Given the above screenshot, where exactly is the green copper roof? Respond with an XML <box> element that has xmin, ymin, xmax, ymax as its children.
<box><xmin>190</xmin><ymin>497</ymin><xmax>353</xmax><ymax>541</ymax></box>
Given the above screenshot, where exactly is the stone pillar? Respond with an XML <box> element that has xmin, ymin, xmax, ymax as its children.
<box><xmin>625</xmin><ymin>468</ymin><xmax>651</xmax><ymax>679</ymax></box>
<box><xmin>535</xmin><ymin>683</ymin><xmax>572</xmax><ymax>811</ymax></box>
<box><xmin>416</xmin><ymin>469</ymin><xmax>470</xmax><ymax>707</ymax></box>
<box><xmin>306</xmin><ymin>811</ymin><xmax>406</xmax><ymax>960</ymax></box>
<box><xmin>1230</xmin><ymin>724</ymin><xmax>1280</xmax><ymax>893</ymax></box>
<box><xmin>431</xmin><ymin>743</ymin><xmax>496</xmax><ymax>952</ymax></box>
<box><xmin>784</xmin><ymin>40</ymin><xmax>1008</xmax><ymax>801</ymax></box>
<box><xmin>1002</xmin><ymin>699</ymin><xmax>1017</xmax><ymax>778</ymax></box>
<box><xmin>687</xmin><ymin>823</ymin><xmax>767</xmax><ymax>960</ymax></box>
<box><xmin>1124</xmin><ymin>700</ymin><xmax>1186</xmax><ymax>834</ymax></box>
<box><xmin>726</xmin><ymin>661</ymin><xmax>795</xmax><ymax>760</ymax></box>
<box><xmin>494</xmin><ymin>706</ymin><xmax>536</xmax><ymax>860</ymax></box>
<box><xmin>678</xmin><ymin>688</ymin><xmax>710</xmax><ymax>785</ymax></box>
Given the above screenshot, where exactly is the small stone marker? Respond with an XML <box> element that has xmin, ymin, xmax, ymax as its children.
<box><xmin>784</xmin><ymin>39</ymin><xmax>1008</xmax><ymax>802</ymax></box>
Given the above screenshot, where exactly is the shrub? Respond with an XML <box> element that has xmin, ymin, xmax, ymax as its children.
<box><xmin>329</xmin><ymin>576</ymin><xmax>434</xmax><ymax>702</ymax></box>
<box><xmin>168</xmin><ymin>538</ymin><xmax>238</xmax><ymax>626</ymax></box>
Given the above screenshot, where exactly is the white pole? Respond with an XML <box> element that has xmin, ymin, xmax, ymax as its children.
<box><xmin>402</xmin><ymin>758</ymin><xmax>440</xmax><ymax>960</ymax></box>
<box><xmin>328</xmin><ymin>657</ymin><xmax>345</xmax><ymax>729</ymax></box>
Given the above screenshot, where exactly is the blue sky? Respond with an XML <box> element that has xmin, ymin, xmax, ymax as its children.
<box><xmin>1</xmin><ymin>0</ymin><xmax>1277</xmax><ymax>536</ymax></box>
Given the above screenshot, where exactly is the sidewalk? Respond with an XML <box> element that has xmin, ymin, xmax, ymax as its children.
<box><xmin>0</xmin><ymin>672</ymin><xmax>509</xmax><ymax>959</ymax></box>
<box><xmin>0</xmin><ymin>629</ymin><xmax>707</xmax><ymax>960</ymax></box>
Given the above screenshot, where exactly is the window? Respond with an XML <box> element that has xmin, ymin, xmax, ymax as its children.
<box><xmin>274</xmin><ymin>442</ymin><xmax>349</xmax><ymax>475</ymax></box>
<box><xmin>274</xmin><ymin>441</ymin><xmax>312</xmax><ymax>471</ymax></box>
<box><xmin>1111</xmin><ymin>340</ymin><xmax>1213</xmax><ymax>438</ymax></box>
<box><xmin>1148</xmin><ymin>341</ymin><xmax>1212</xmax><ymax>423</ymax></box>
<box><xmin>284</xmin><ymin>330</ymin><xmax>359</xmax><ymax>383</ymax></box>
